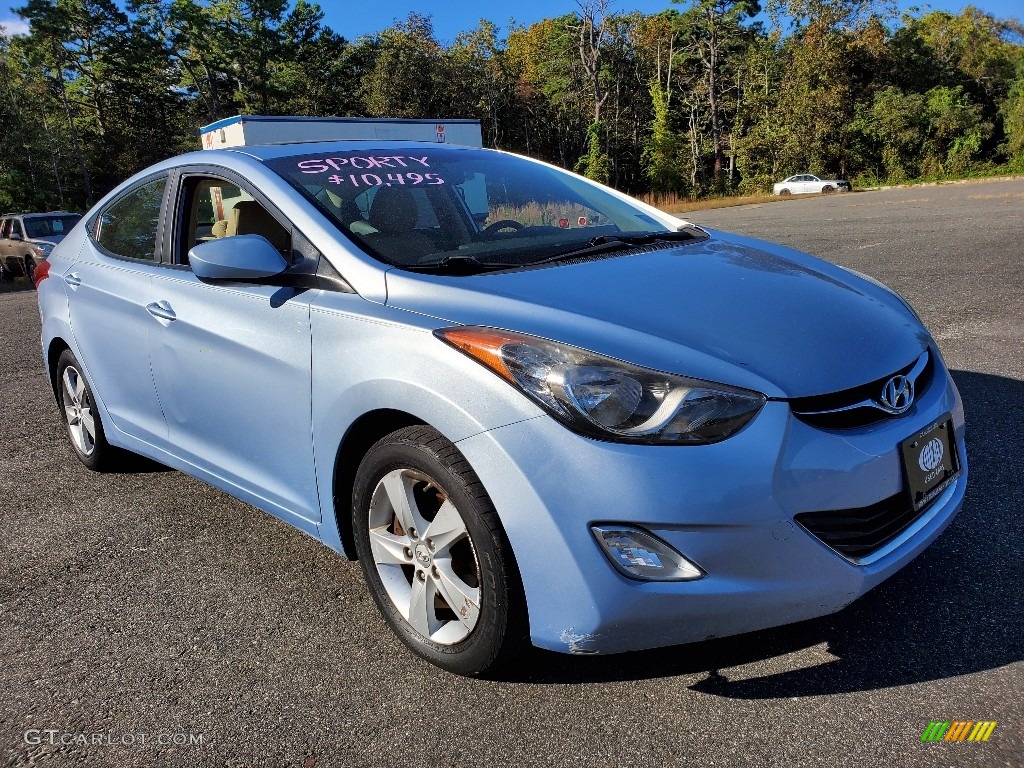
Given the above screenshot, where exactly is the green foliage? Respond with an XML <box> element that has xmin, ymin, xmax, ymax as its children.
<box><xmin>361</xmin><ymin>14</ymin><xmax>446</xmax><ymax>118</ymax></box>
<box><xmin>1000</xmin><ymin>64</ymin><xmax>1024</xmax><ymax>163</ymax></box>
<box><xmin>923</xmin><ymin>85</ymin><xmax>988</xmax><ymax>175</ymax></box>
<box><xmin>869</xmin><ymin>87</ymin><xmax>927</xmax><ymax>180</ymax></box>
<box><xmin>642</xmin><ymin>79</ymin><xmax>681</xmax><ymax>192</ymax></box>
<box><xmin>576</xmin><ymin>122</ymin><xmax>612</xmax><ymax>184</ymax></box>
<box><xmin>862</xmin><ymin>84</ymin><xmax>990</xmax><ymax>180</ymax></box>
<box><xmin>0</xmin><ymin>1</ymin><xmax>1022</xmax><ymax>213</ymax></box>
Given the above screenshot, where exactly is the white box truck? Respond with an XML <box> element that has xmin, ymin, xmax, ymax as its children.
<box><xmin>200</xmin><ymin>115</ymin><xmax>483</xmax><ymax>150</ymax></box>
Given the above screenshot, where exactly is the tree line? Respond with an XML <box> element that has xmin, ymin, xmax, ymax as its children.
<box><xmin>2</xmin><ymin>0</ymin><xmax>1023</xmax><ymax>213</ymax></box>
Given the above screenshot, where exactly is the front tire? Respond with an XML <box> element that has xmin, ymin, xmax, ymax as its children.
<box><xmin>779</xmin><ymin>188</ymin><xmax>791</xmax><ymax>196</ymax></box>
<box><xmin>56</xmin><ymin>350</ymin><xmax>124</xmax><ymax>471</ymax></box>
<box><xmin>822</xmin><ymin>185</ymin><xmax>835</xmax><ymax>194</ymax></box>
<box><xmin>352</xmin><ymin>425</ymin><xmax>527</xmax><ymax>676</ymax></box>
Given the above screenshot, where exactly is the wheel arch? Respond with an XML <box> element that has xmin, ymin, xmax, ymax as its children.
<box><xmin>46</xmin><ymin>336</ymin><xmax>72</xmax><ymax>406</ymax></box>
<box><xmin>330</xmin><ymin>408</ymin><xmax>426</xmax><ymax>559</ymax></box>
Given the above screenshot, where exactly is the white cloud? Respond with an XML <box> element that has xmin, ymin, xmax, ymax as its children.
<box><xmin>0</xmin><ymin>17</ymin><xmax>30</xmax><ymax>37</ymax></box>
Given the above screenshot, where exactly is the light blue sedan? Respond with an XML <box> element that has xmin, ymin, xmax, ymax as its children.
<box><xmin>36</xmin><ymin>142</ymin><xmax>966</xmax><ymax>675</ymax></box>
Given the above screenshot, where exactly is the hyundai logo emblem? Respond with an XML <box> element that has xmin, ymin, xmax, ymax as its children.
<box><xmin>880</xmin><ymin>374</ymin><xmax>914</xmax><ymax>413</ymax></box>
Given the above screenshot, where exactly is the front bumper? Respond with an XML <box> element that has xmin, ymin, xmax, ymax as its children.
<box><xmin>455</xmin><ymin>348</ymin><xmax>966</xmax><ymax>654</ymax></box>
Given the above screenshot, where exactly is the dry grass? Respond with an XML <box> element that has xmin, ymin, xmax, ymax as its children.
<box><xmin>490</xmin><ymin>200</ymin><xmax>607</xmax><ymax>227</ymax></box>
<box><xmin>641</xmin><ymin>192</ymin><xmax>783</xmax><ymax>215</ymax></box>
<box><xmin>489</xmin><ymin>194</ymin><xmax>793</xmax><ymax>226</ymax></box>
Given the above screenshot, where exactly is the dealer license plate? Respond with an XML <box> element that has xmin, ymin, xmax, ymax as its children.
<box><xmin>900</xmin><ymin>415</ymin><xmax>960</xmax><ymax>513</ymax></box>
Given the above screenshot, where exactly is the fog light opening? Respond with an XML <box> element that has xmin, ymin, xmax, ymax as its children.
<box><xmin>591</xmin><ymin>525</ymin><xmax>704</xmax><ymax>581</ymax></box>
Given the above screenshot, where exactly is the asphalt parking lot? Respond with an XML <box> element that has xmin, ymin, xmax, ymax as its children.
<box><xmin>2</xmin><ymin>178</ymin><xmax>1022</xmax><ymax>767</ymax></box>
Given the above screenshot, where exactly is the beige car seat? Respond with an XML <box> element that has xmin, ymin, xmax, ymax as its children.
<box><xmin>226</xmin><ymin>201</ymin><xmax>290</xmax><ymax>251</ymax></box>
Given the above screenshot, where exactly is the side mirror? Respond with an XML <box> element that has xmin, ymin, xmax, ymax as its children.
<box><xmin>188</xmin><ymin>234</ymin><xmax>289</xmax><ymax>282</ymax></box>
<box><xmin>9</xmin><ymin>232</ymin><xmax>22</xmax><ymax>241</ymax></box>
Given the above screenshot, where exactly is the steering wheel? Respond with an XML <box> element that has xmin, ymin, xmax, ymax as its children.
<box><xmin>480</xmin><ymin>219</ymin><xmax>525</xmax><ymax>235</ymax></box>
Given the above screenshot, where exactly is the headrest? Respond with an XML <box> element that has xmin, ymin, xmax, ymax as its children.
<box><xmin>368</xmin><ymin>187</ymin><xmax>419</xmax><ymax>234</ymax></box>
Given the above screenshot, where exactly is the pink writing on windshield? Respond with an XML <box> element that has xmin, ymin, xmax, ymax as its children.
<box><xmin>297</xmin><ymin>156</ymin><xmax>431</xmax><ymax>173</ymax></box>
<box><xmin>325</xmin><ymin>173</ymin><xmax>443</xmax><ymax>187</ymax></box>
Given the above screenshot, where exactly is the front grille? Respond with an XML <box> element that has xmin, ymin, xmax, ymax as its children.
<box><xmin>790</xmin><ymin>351</ymin><xmax>933</xmax><ymax>430</ymax></box>
<box><xmin>795</xmin><ymin>492</ymin><xmax>922</xmax><ymax>561</ymax></box>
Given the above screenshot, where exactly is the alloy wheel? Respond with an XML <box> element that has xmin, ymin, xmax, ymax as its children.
<box><xmin>62</xmin><ymin>365</ymin><xmax>96</xmax><ymax>456</ymax></box>
<box><xmin>367</xmin><ymin>468</ymin><xmax>481</xmax><ymax>645</ymax></box>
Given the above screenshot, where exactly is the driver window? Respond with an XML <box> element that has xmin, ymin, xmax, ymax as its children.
<box><xmin>180</xmin><ymin>176</ymin><xmax>292</xmax><ymax>265</ymax></box>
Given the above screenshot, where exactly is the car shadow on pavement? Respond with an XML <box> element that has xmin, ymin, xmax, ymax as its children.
<box><xmin>104</xmin><ymin>451</ymin><xmax>174</xmax><ymax>474</ymax></box>
<box><xmin>0</xmin><ymin>278</ymin><xmax>34</xmax><ymax>293</ymax></box>
<box><xmin>495</xmin><ymin>370</ymin><xmax>1023</xmax><ymax>694</ymax></box>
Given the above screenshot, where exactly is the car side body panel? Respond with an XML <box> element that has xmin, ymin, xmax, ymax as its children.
<box><xmin>145</xmin><ymin>270</ymin><xmax>321</xmax><ymax>524</ymax></box>
<box><xmin>307</xmin><ymin>289</ymin><xmax>546</xmax><ymax>555</ymax></box>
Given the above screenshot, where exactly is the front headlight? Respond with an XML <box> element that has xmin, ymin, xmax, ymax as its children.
<box><xmin>31</xmin><ymin>243</ymin><xmax>54</xmax><ymax>258</ymax></box>
<box><xmin>436</xmin><ymin>327</ymin><xmax>765</xmax><ymax>444</ymax></box>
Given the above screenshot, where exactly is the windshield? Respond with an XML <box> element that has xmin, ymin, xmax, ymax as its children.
<box><xmin>24</xmin><ymin>214</ymin><xmax>80</xmax><ymax>239</ymax></box>
<box><xmin>265</xmin><ymin>147</ymin><xmax>684</xmax><ymax>271</ymax></box>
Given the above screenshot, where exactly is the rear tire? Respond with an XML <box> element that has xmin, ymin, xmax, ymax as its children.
<box><xmin>56</xmin><ymin>350</ymin><xmax>127</xmax><ymax>471</ymax></box>
<box><xmin>352</xmin><ymin>425</ymin><xmax>528</xmax><ymax>676</ymax></box>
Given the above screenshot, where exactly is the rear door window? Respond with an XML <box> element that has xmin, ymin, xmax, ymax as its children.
<box><xmin>95</xmin><ymin>177</ymin><xmax>167</xmax><ymax>261</ymax></box>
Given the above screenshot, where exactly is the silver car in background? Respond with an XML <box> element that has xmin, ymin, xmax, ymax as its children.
<box><xmin>773</xmin><ymin>175</ymin><xmax>851</xmax><ymax>195</ymax></box>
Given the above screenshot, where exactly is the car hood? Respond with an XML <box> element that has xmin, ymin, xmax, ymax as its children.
<box><xmin>29</xmin><ymin>235</ymin><xmax>65</xmax><ymax>245</ymax></box>
<box><xmin>383</xmin><ymin>230</ymin><xmax>929</xmax><ymax>399</ymax></box>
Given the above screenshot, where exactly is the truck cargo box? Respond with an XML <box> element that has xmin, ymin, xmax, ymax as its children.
<box><xmin>200</xmin><ymin>115</ymin><xmax>483</xmax><ymax>149</ymax></box>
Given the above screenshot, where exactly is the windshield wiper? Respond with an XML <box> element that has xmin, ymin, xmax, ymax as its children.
<box><xmin>527</xmin><ymin>229</ymin><xmax>706</xmax><ymax>267</ymax></box>
<box><xmin>405</xmin><ymin>255</ymin><xmax>513</xmax><ymax>275</ymax></box>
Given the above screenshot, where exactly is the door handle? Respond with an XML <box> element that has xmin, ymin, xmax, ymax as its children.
<box><xmin>63</xmin><ymin>272</ymin><xmax>81</xmax><ymax>288</ymax></box>
<box><xmin>145</xmin><ymin>301</ymin><xmax>176</xmax><ymax>322</ymax></box>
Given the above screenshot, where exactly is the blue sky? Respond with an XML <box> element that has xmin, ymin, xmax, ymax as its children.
<box><xmin>2</xmin><ymin>0</ymin><xmax>1022</xmax><ymax>42</ymax></box>
<box><xmin>317</xmin><ymin>1</ymin><xmax>1024</xmax><ymax>41</ymax></box>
